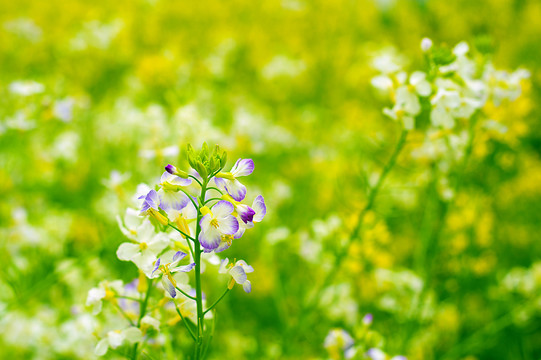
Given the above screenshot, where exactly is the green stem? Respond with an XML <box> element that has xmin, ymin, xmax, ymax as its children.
<box><xmin>112</xmin><ymin>301</ymin><xmax>135</xmax><ymax>326</ymax></box>
<box><xmin>203</xmin><ymin>288</ymin><xmax>230</xmax><ymax>315</ymax></box>
<box><xmin>206</xmin><ymin>187</ymin><xmax>223</xmax><ymax>195</ymax></box>
<box><xmin>288</xmin><ymin>129</ymin><xmax>409</xmax><ymax>348</ymax></box>
<box><xmin>203</xmin><ymin>197</ymin><xmax>222</xmax><ymax>205</ymax></box>
<box><xmin>175</xmin><ymin>286</ymin><xmax>197</xmax><ymax>301</ymax></box>
<box><xmin>178</xmin><ymin>187</ymin><xmax>200</xmax><ymax>212</ymax></box>
<box><xmin>174</xmin><ymin>302</ymin><xmax>197</xmax><ymax>341</ymax></box>
<box><xmin>131</xmin><ymin>278</ymin><xmax>153</xmax><ymax>360</ymax></box>
<box><xmin>317</xmin><ymin>129</ymin><xmax>408</xmax><ymax>302</ymax></box>
<box><xmin>168</xmin><ymin>223</ymin><xmax>195</xmax><ymax>242</ymax></box>
<box><xmin>194</xmin><ymin>179</ymin><xmax>208</xmax><ymax>359</ymax></box>
<box><xmin>189</xmin><ymin>175</ymin><xmax>203</xmax><ymax>187</ymax></box>
<box><xmin>116</xmin><ymin>295</ymin><xmax>142</xmax><ymax>302</ymax></box>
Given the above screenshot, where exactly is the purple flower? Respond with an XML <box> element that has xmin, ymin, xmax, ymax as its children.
<box><xmin>139</xmin><ymin>189</ymin><xmax>160</xmax><ymax>215</ymax></box>
<box><xmin>151</xmin><ymin>251</ymin><xmax>195</xmax><ymax>298</ymax></box>
<box><xmin>198</xmin><ymin>201</ymin><xmax>239</xmax><ymax>251</ymax></box>
<box><xmin>215</xmin><ymin>158</ymin><xmax>254</xmax><ymax>201</ymax></box>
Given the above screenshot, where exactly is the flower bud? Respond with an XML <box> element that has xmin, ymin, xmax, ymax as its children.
<box><xmin>165</xmin><ymin>164</ymin><xmax>189</xmax><ymax>178</ymax></box>
<box><xmin>186</xmin><ymin>144</ymin><xmax>197</xmax><ymax>169</ymax></box>
<box><xmin>195</xmin><ymin>160</ymin><xmax>208</xmax><ymax>179</ymax></box>
<box><xmin>220</xmin><ymin>151</ymin><xmax>227</xmax><ymax>168</ymax></box>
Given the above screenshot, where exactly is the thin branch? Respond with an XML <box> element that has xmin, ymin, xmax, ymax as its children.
<box><xmin>175</xmin><ymin>301</ymin><xmax>197</xmax><ymax>341</ymax></box>
<box><xmin>189</xmin><ymin>175</ymin><xmax>203</xmax><ymax>187</ymax></box>
<box><xmin>175</xmin><ymin>286</ymin><xmax>197</xmax><ymax>301</ymax></box>
<box><xmin>113</xmin><ymin>302</ymin><xmax>136</xmax><ymax>326</ymax></box>
<box><xmin>204</xmin><ymin>288</ymin><xmax>230</xmax><ymax>315</ymax></box>
<box><xmin>168</xmin><ymin>223</ymin><xmax>196</xmax><ymax>242</ymax></box>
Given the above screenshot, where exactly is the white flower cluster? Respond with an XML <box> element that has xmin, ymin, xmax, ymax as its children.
<box><xmin>371</xmin><ymin>40</ymin><xmax>530</xmax><ymax>131</ymax></box>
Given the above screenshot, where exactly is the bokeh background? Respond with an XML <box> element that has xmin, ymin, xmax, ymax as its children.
<box><xmin>1</xmin><ymin>0</ymin><xmax>541</xmax><ymax>359</ymax></box>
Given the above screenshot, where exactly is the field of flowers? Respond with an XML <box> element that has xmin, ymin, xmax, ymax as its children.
<box><xmin>1</xmin><ymin>0</ymin><xmax>541</xmax><ymax>359</ymax></box>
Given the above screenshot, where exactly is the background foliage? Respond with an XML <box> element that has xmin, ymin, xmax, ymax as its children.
<box><xmin>1</xmin><ymin>0</ymin><xmax>540</xmax><ymax>359</ymax></box>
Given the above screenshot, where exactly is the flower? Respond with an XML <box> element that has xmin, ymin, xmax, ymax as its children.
<box><xmin>116</xmin><ymin>210</ymin><xmax>170</xmax><ymax>274</ymax></box>
<box><xmin>139</xmin><ymin>189</ymin><xmax>169</xmax><ymax>225</ymax></box>
<box><xmin>215</xmin><ymin>158</ymin><xmax>254</xmax><ymax>201</ymax></box>
<box><xmin>198</xmin><ymin>201</ymin><xmax>239</xmax><ymax>251</ymax></box>
<box><xmin>95</xmin><ymin>327</ymin><xmax>143</xmax><ymax>356</ymax></box>
<box><xmin>165</xmin><ymin>164</ymin><xmax>189</xmax><ymax>178</ymax></box>
<box><xmin>157</xmin><ymin>171</ymin><xmax>192</xmax><ymax>211</ymax></box>
<box><xmin>86</xmin><ymin>280</ymin><xmax>124</xmax><ymax>315</ymax></box>
<box><xmin>219</xmin><ymin>258</ymin><xmax>254</xmax><ymax>293</ymax></box>
<box><xmin>383</xmin><ymin>71</ymin><xmax>431</xmax><ymax>130</ymax></box>
<box><xmin>151</xmin><ymin>251</ymin><xmax>195</xmax><ymax>298</ymax></box>
<box><xmin>233</xmin><ymin>195</ymin><xmax>267</xmax><ymax>240</ymax></box>
<box><xmin>324</xmin><ymin>328</ymin><xmax>355</xmax><ymax>360</ymax></box>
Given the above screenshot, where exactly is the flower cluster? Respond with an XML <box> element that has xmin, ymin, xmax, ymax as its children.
<box><xmin>86</xmin><ymin>143</ymin><xmax>266</xmax><ymax>357</ymax></box>
<box><xmin>324</xmin><ymin>314</ymin><xmax>407</xmax><ymax>360</ymax></box>
<box><xmin>371</xmin><ymin>39</ymin><xmax>530</xmax><ymax>131</ymax></box>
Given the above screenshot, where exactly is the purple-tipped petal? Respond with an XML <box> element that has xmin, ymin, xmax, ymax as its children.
<box><xmin>224</xmin><ymin>179</ymin><xmax>247</xmax><ymax>202</ymax></box>
<box><xmin>152</xmin><ymin>258</ymin><xmax>161</xmax><ymax>276</ymax></box>
<box><xmin>212</xmin><ymin>200</ymin><xmax>235</xmax><ymax>218</ymax></box>
<box><xmin>215</xmin><ymin>241</ymin><xmax>231</xmax><ymax>253</ymax></box>
<box><xmin>237</xmin><ymin>204</ymin><xmax>256</xmax><ymax>224</ymax></box>
<box><xmin>243</xmin><ymin>280</ymin><xmax>252</xmax><ymax>293</ymax></box>
<box><xmin>252</xmin><ymin>195</ymin><xmax>266</xmax><ymax>222</ymax></box>
<box><xmin>234</xmin><ymin>227</ymin><xmax>246</xmax><ymax>239</ymax></box>
<box><xmin>231</xmin><ymin>159</ymin><xmax>254</xmax><ymax>177</ymax></box>
<box><xmin>162</xmin><ymin>277</ymin><xmax>177</xmax><ymax>298</ymax></box>
<box><xmin>198</xmin><ymin>228</ymin><xmax>221</xmax><ymax>250</ymax></box>
<box><xmin>140</xmin><ymin>189</ymin><xmax>160</xmax><ymax>214</ymax></box>
<box><xmin>219</xmin><ymin>215</ymin><xmax>239</xmax><ymax>235</ymax></box>
<box><xmin>229</xmin><ymin>265</ymin><xmax>247</xmax><ymax>284</ymax></box>
<box><xmin>172</xmin><ymin>251</ymin><xmax>187</xmax><ymax>263</ymax></box>
<box><xmin>172</xmin><ymin>263</ymin><xmax>195</xmax><ymax>273</ymax></box>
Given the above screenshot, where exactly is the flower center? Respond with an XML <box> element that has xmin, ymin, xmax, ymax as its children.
<box><xmin>139</xmin><ymin>242</ymin><xmax>148</xmax><ymax>250</ymax></box>
<box><xmin>210</xmin><ymin>218</ymin><xmax>219</xmax><ymax>228</ymax></box>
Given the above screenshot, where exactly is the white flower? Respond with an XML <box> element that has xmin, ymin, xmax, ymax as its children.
<box><xmin>219</xmin><ymin>258</ymin><xmax>254</xmax><ymax>293</ymax></box>
<box><xmin>116</xmin><ymin>208</ymin><xmax>170</xmax><ymax>276</ymax></box>
<box><xmin>95</xmin><ymin>327</ymin><xmax>142</xmax><ymax>356</ymax></box>
<box><xmin>86</xmin><ymin>280</ymin><xmax>123</xmax><ymax>315</ymax></box>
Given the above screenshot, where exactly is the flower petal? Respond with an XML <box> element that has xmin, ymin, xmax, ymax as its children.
<box><xmin>237</xmin><ymin>204</ymin><xmax>256</xmax><ymax>224</ymax></box>
<box><xmin>198</xmin><ymin>227</ymin><xmax>221</xmax><ymax>250</ymax></box>
<box><xmin>229</xmin><ymin>265</ymin><xmax>247</xmax><ymax>284</ymax></box>
<box><xmin>116</xmin><ymin>243</ymin><xmax>140</xmax><ymax>261</ymax></box>
<box><xmin>122</xmin><ymin>327</ymin><xmax>143</xmax><ymax>344</ymax></box>
<box><xmin>234</xmin><ymin>227</ymin><xmax>246</xmax><ymax>239</ymax></box>
<box><xmin>215</xmin><ymin>241</ymin><xmax>231</xmax><ymax>253</ymax></box>
<box><xmin>231</xmin><ymin>158</ymin><xmax>254</xmax><ymax>177</ymax></box>
<box><xmin>172</xmin><ymin>251</ymin><xmax>187</xmax><ymax>263</ymax></box>
<box><xmin>224</xmin><ymin>179</ymin><xmax>247</xmax><ymax>201</ymax></box>
<box><xmin>219</xmin><ymin>215</ymin><xmax>239</xmax><ymax>235</ymax></box>
<box><xmin>95</xmin><ymin>339</ymin><xmax>109</xmax><ymax>356</ymax></box>
<box><xmin>151</xmin><ymin>258</ymin><xmax>161</xmax><ymax>277</ymax></box>
<box><xmin>212</xmin><ymin>200</ymin><xmax>234</xmax><ymax>218</ymax></box>
<box><xmin>162</xmin><ymin>276</ymin><xmax>177</xmax><ymax>298</ymax></box>
<box><xmin>218</xmin><ymin>258</ymin><xmax>229</xmax><ymax>273</ymax></box>
<box><xmin>252</xmin><ymin>195</ymin><xmax>267</xmax><ymax>222</ymax></box>
<box><xmin>171</xmin><ymin>263</ymin><xmax>196</xmax><ymax>273</ymax></box>
<box><xmin>243</xmin><ymin>280</ymin><xmax>252</xmax><ymax>293</ymax></box>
